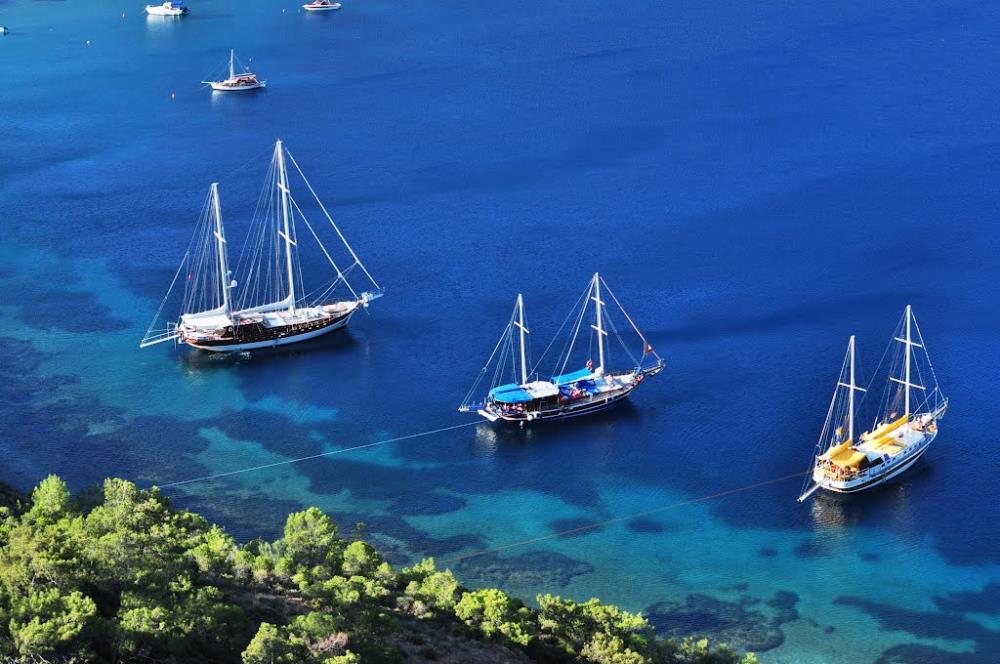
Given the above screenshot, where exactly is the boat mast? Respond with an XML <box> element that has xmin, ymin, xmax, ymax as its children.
<box><xmin>904</xmin><ymin>305</ymin><xmax>912</xmax><ymax>417</ymax></box>
<box><xmin>229</xmin><ymin>49</ymin><xmax>235</xmax><ymax>79</ymax></box>
<box><xmin>514</xmin><ymin>294</ymin><xmax>529</xmax><ymax>385</ymax></box>
<box><xmin>837</xmin><ymin>336</ymin><xmax>866</xmax><ymax>442</ymax></box>
<box><xmin>210</xmin><ymin>182</ymin><xmax>231</xmax><ymax>318</ymax></box>
<box><xmin>275</xmin><ymin>140</ymin><xmax>297</xmax><ymax>316</ymax></box>
<box><xmin>890</xmin><ymin>305</ymin><xmax>924</xmax><ymax>420</ymax></box>
<box><xmin>849</xmin><ymin>335</ymin><xmax>856</xmax><ymax>441</ymax></box>
<box><xmin>590</xmin><ymin>273</ymin><xmax>606</xmax><ymax>374</ymax></box>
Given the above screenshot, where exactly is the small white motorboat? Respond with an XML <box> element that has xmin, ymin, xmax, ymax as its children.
<box><xmin>303</xmin><ymin>0</ymin><xmax>341</xmax><ymax>11</ymax></box>
<box><xmin>202</xmin><ymin>50</ymin><xmax>266</xmax><ymax>92</ymax></box>
<box><xmin>1</xmin><ymin>26</ymin><xmax>9</xmax><ymax>35</ymax></box>
<box><xmin>146</xmin><ymin>1</ymin><xmax>188</xmax><ymax>16</ymax></box>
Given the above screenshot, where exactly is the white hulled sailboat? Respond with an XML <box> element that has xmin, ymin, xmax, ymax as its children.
<box><xmin>798</xmin><ymin>306</ymin><xmax>947</xmax><ymax>501</ymax></box>
<box><xmin>140</xmin><ymin>140</ymin><xmax>382</xmax><ymax>352</ymax></box>
<box><xmin>460</xmin><ymin>274</ymin><xmax>664</xmax><ymax>423</ymax></box>
<box><xmin>203</xmin><ymin>50</ymin><xmax>265</xmax><ymax>92</ymax></box>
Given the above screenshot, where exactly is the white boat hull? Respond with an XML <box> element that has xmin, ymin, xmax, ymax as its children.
<box><xmin>209</xmin><ymin>81</ymin><xmax>266</xmax><ymax>92</ymax></box>
<box><xmin>813</xmin><ymin>430</ymin><xmax>934</xmax><ymax>494</ymax></box>
<box><xmin>303</xmin><ymin>3</ymin><xmax>341</xmax><ymax>11</ymax></box>
<box><xmin>146</xmin><ymin>7</ymin><xmax>187</xmax><ymax>16</ymax></box>
<box><xmin>186</xmin><ymin>309</ymin><xmax>356</xmax><ymax>352</ymax></box>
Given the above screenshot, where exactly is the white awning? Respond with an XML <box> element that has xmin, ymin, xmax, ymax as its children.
<box><xmin>524</xmin><ymin>381</ymin><xmax>559</xmax><ymax>399</ymax></box>
<box><xmin>181</xmin><ymin>312</ymin><xmax>231</xmax><ymax>329</ymax></box>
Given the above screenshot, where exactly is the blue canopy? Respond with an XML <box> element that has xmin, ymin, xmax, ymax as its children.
<box><xmin>489</xmin><ymin>383</ymin><xmax>533</xmax><ymax>403</ymax></box>
<box><xmin>552</xmin><ymin>368</ymin><xmax>592</xmax><ymax>385</ymax></box>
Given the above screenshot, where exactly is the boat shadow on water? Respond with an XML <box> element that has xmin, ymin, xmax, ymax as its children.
<box><xmin>808</xmin><ymin>460</ymin><xmax>935</xmax><ymax>530</ymax></box>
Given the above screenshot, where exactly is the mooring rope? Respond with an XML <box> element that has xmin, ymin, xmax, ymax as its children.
<box><xmin>158</xmin><ymin>421</ymin><xmax>481</xmax><ymax>489</ymax></box>
<box><xmin>157</xmin><ymin>421</ymin><xmax>809</xmax><ymax>570</ymax></box>
<box><xmin>439</xmin><ymin>471</ymin><xmax>809</xmax><ymax>566</ymax></box>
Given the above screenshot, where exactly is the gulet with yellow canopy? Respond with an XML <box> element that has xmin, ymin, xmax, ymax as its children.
<box><xmin>798</xmin><ymin>306</ymin><xmax>947</xmax><ymax>501</ymax></box>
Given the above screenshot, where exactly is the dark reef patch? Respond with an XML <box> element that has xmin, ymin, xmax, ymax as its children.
<box><xmin>758</xmin><ymin>546</ymin><xmax>778</xmax><ymax>558</ymax></box>
<box><xmin>873</xmin><ymin>644</ymin><xmax>988</xmax><ymax>664</ymax></box>
<box><xmin>835</xmin><ymin>596</ymin><xmax>989</xmax><ymax>641</ymax></box>
<box><xmin>453</xmin><ymin>550</ymin><xmax>594</xmax><ymax>590</ymax></box>
<box><xmin>646</xmin><ymin>590</ymin><xmax>799</xmax><ymax>652</ymax></box>
<box><xmin>793</xmin><ymin>541</ymin><xmax>828</xmax><ymax>559</ymax></box>
<box><xmin>390</xmin><ymin>491</ymin><xmax>467</xmax><ymax>516</ymax></box>
<box><xmin>766</xmin><ymin>591</ymin><xmax>799</xmax><ymax>625</ymax></box>
<box><xmin>933</xmin><ymin>583</ymin><xmax>1000</xmax><ymax>615</ymax></box>
<box><xmin>861</xmin><ymin>552</ymin><xmax>882</xmax><ymax>562</ymax></box>
<box><xmin>626</xmin><ymin>518</ymin><xmax>670</xmax><ymax>533</ymax></box>
<box><xmin>14</xmin><ymin>285</ymin><xmax>130</xmax><ymax>334</ymax></box>
<box><xmin>836</xmin><ymin>595</ymin><xmax>1000</xmax><ymax>663</ymax></box>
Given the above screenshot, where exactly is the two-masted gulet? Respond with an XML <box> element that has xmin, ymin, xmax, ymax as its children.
<box><xmin>140</xmin><ymin>140</ymin><xmax>382</xmax><ymax>352</ymax></box>
<box><xmin>798</xmin><ymin>306</ymin><xmax>947</xmax><ymax>501</ymax></box>
<box><xmin>459</xmin><ymin>274</ymin><xmax>664</xmax><ymax>423</ymax></box>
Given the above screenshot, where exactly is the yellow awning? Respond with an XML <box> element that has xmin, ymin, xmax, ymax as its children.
<box><xmin>829</xmin><ymin>447</ymin><xmax>866</xmax><ymax>469</ymax></box>
<box><xmin>819</xmin><ymin>440</ymin><xmax>852</xmax><ymax>461</ymax></box>
<box><xmin>863</xmin><ymin>415</ymin><xmax>908</xmax><ymax>442</ymax></box>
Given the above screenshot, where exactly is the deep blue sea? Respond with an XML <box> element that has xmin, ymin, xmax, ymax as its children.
<box><xmin>2</xmin><ymin>1</ymin><xmax>999</xmax><ymax>661</ymax></box>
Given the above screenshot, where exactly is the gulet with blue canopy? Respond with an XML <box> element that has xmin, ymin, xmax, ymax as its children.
<box><xmin>459</xmin><ymin>273</ymin><xmax>665</xmax><ymax>423</ymax></box>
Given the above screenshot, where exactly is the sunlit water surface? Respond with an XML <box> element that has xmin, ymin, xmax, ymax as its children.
<box><xmin>1</xmin><ymin>1</ymin><xmax>998</xmax><ymax>661</ymax></box>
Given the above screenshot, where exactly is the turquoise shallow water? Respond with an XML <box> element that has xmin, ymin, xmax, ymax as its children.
<box><xmin>2</xmin><ymin>1</ymin><xmax>1000</xmax><ymax>661</ymax></box>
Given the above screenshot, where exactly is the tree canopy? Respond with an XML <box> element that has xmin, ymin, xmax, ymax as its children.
<box><xmin>0</xmin><ymin>476</ymin><xmax>757</xmax><ymax>664</ymax></box>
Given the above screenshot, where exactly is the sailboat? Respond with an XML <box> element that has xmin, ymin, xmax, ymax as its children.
<box><xmin>459</xmin><ymin>274</ymin><xmax>664</xmax><ymax>423</ymax></box>
<box><xmin>798</xmin><ymin>306</ymin><xmax>948</xmax><ymax>501</ymax></box>
<box><xmin>140</xmin><ymin>140</ymin><xmax>382</xmax><ymax>352</ymax></box>
<box><xmin>203</xmin><ymin>50</ymin><xmax>266</xmax><ymax>92</ymax></box>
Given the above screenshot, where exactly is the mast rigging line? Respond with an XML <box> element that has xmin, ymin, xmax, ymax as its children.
<box><xmin>158</xmin><ymin>422</ymin><xmax>481</xmax><ymax>489</ymax></box>
<box><xmin>284</xmin><ymin>148</ymin><xmax>381</xmax><ymax>292</ymax></box>
<box><xmin>440</xmin><ymin>471</ymin><xmax>809</xmax><ymax>566</ymax></box>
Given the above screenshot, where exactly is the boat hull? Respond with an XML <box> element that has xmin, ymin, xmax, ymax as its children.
<box><xmin>146</xmin><ymin>7</ymin><xmax>187</xmax><ymax>16</ymax></box>
<box><xmin>477</xmin><ymin>366</ymin><xmax>662</xmax><ymax>424</ymax></box>
<box><xmin>812</xmin><ymin>411</ymin><xmax>944</xmax><ymax>495</ymax></box>
<box><xmin>185</xmin><ymin>308</ymin><xmax>356</xmax><ymax>352</ymax></box>
<box><xmin>492</xmin><ymin>388</ymin><xmax>632</xmax><ymax>423</ymax></box>
<box><xmin>209</xmin><ymin>81</ymin><xmax>266</xmax><ymax>92</ymax></box>
<box><xmin>303</xmin><ymin>3</ymin><xmax>341</xmax><ymax>10</ymax></box>
<box><xmin>816</xmin><ymin>433</ymin><xmax>933</xmax><ymax>494</ymax></box>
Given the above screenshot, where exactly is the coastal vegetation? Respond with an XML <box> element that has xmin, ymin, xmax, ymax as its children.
<box><xmin>0</xmin><ymin>476</ymin><xmax>756</xmax><ymax>664</ymax></box>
